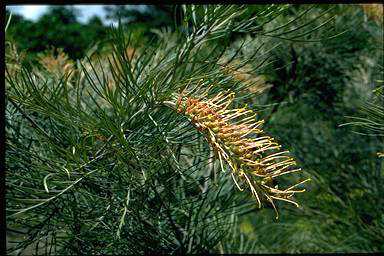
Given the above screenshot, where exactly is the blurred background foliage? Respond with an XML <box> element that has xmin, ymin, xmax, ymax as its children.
<box><xmin>6</xmin><ymin>6</ymin><xmax>108</xmax><ymax>68</ymax></box>
<box><xmin>5</xmin><ymin>4</ymin><xmax>384</xmax><ymax>254</ymax></box>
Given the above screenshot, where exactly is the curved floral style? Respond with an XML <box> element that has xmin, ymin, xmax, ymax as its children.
<box><xmin>167</xmin><ymin>90</ymin><xmax>310</xmax><ymax>216</ymax></box>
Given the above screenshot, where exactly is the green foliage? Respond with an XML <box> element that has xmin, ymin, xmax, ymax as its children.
<box><xmin>236</xmin><ymin>4</ymin><xmax>384</xmax><ymax>252</ymax></box>
<box><xmin>5</xmin><ymin>4</ymin><xmax>384</xmax><ymax>254</ymax></box>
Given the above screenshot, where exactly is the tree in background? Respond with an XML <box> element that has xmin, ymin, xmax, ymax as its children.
<box><xmin>104</xmin><ymin>5</ymin><xmax>181</xmax><ymax>29</ymax></box>
<box><xmin>5</xmin><ymin>6</ymin><xmax>108</xmax><ymax>63</ymax></box>
<box><xmin>103</xmin><ymin>5</ymin><xmax>184</xmax><ymax>46</ymax></box>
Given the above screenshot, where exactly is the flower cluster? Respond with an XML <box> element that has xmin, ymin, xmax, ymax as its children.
<box><xmin>37</xmin><ymin>48</ymin><xmax>74</xmax><ymax>84</ymax></box>
<box><xmin>175</xmin><ymin>90</ymin><xmax>310</xmax><ymax>214</ymax></box>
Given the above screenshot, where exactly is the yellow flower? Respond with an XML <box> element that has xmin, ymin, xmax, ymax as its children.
<box><xmin>37</xmin><ymin>48</ymin><xmax>74</xmax><ymax>85</ymax></box>
<box><xmin>168</xmin><ymin>90</ymin><xmax>310</xmax><ymax>217</ymax></box>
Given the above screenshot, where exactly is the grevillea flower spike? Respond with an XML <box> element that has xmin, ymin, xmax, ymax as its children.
<box><xmin>165</xmin><ymin>87</ymin><xmax>310</xmax><ymax>218</ymax></box>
